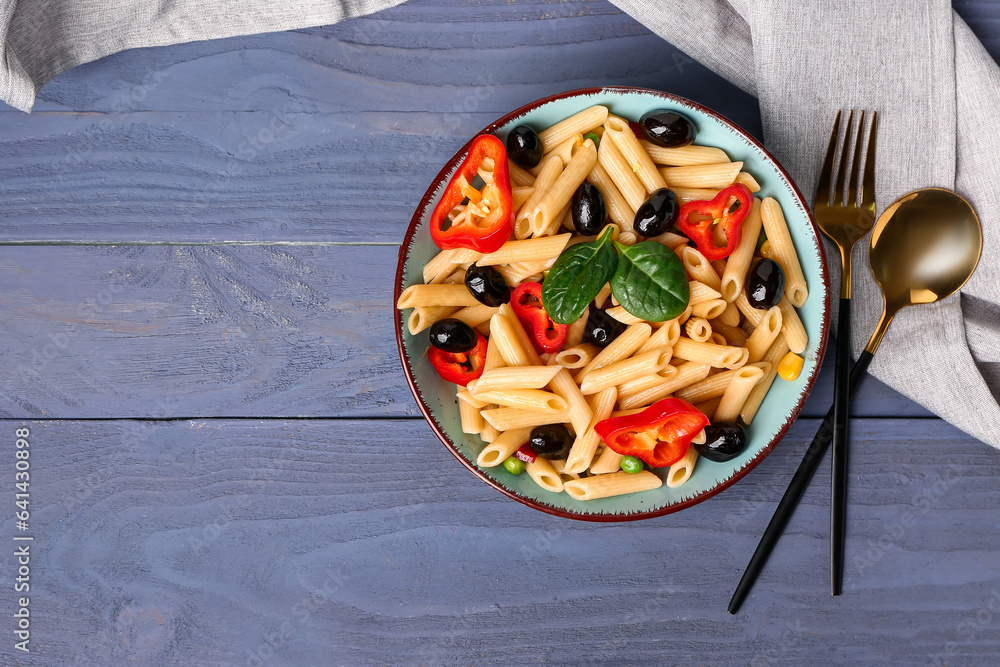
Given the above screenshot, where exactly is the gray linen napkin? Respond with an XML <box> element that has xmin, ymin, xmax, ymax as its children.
<box><xmin>607</xmin><ymin>0</ymin><xmax>1000</xmax><ymax>449</ymax></box>
<box><xmin>0</xmin><ymin>0</ymin><xmax>405</xmax><ymax>112</ymax></box>
<box><xmin>2</xmin><ymin>0</ymin><xmax>998</xmax><ymax>448</ymax></box>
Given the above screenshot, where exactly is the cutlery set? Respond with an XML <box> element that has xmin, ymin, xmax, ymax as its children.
<box><xmin>729</xmin><ymin>111</ymin><xmax>983</xmax><ymax>612</ymax></box>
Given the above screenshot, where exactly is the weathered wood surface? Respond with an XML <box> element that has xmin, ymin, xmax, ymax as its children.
<box><xmin>0</xmin><ymin>418</ymin><xmax>997</xmax><ymax>665</ymax></box>
<box><xmin>0</xmin><ymin>0</ymin><xmax>998</xmax><ymax>665</ymax></box>
<box><xmin>1</xmin><ymin>245</ymin><xmax>932</xmax><ymax>420</ymax></box>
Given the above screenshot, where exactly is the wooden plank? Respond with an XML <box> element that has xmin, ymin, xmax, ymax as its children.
<box><xmin>0</xmin><ymin>0</ymin><xmax>762</xmax><ymax>244</ymax></box>
<box><xmin>0</xmin><ymin>245</ymin><xmax>932</xmax><ymax>420</ymax></box>
<box><xmin>22</xmin><ymin>0</ymin><xmax>738</xmax><ymax>116</ymax></box>
<box><xmin>1</xmin><ymin>417</ymin><xmax>997</xmax><ymax>664</ymax></box>
<box><xmin>0</xmin><ymin>245</ymin><xmax>411</xmax><ymax>419</ymax></box>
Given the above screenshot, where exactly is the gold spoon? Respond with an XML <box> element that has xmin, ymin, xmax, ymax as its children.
<box><xmin>729</xmin><ymin>187</ymin><xmax>981</xmax><ymax>614</ymax></box>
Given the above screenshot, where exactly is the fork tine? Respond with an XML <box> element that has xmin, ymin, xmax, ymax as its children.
<box><xmin>815</xmin><ymin>110</ymin><xmax>842</xmax><ymax>205</ymax></box>
<box><xmin>834</xmin><ymin>110</ymin><xmax>854</xmax><ymax>205</ymax></box>
<box><xmin>861</xmin><ymin>111</ymin><xmax>878</xmax><ymax>207</ymax></box>
<box><xmin>846</xmin><ymin>110</ymin><xmax>866</xmax><ymax>207</ymax></box>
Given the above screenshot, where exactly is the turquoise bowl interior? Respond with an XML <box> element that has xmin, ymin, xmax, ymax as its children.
<box><xmin>394</xmin><ymin>87</ymin><xmax>829</xmax><ymax>521</ymax></box>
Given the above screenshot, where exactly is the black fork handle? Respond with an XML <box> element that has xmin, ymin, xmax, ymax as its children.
<box><xmin>831</xmin><ymin>298</ymin><xmax>851</xmax><ymax>595</ymax></box>
<box><xmin>728</xmin><ymin>348</ymin><xmax>874</xmax><ymax>614</ymax></box>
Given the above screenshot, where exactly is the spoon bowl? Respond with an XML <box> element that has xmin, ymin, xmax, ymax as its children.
<box><xmin>866</xmin><ymin>187</ymin><xmax>982</xmax><ymax>351</ymax></box>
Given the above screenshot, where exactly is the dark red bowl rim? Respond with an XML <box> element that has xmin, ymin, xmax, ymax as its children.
<box><xmin>393</xmin><ymin>86</ymin><xmax>830</xmax><ymax>522</ymax></box>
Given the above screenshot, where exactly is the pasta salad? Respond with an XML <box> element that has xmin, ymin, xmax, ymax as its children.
<box><xmin>396</xmin><ymin>104</ymin><xmax>809</xmax><ymax>502</ymax></box>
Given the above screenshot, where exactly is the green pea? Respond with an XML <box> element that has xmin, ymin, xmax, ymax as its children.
<box><xmin>620</xmin><ymin>456</ymin><xmax>644</xmax><ymax>474</ymax></box>
<box><xmin>503</xmin><ymin>456</ymin><xmax>526</xmax><ymax>475</ymax></box>
<box><xmin>583</xmin><ymin>131</ymin><xmax>601</xmax><ymax>148</ymax></box>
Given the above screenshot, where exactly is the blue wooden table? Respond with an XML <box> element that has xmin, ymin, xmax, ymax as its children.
<box><xmin>2</xmin><ymin>1</ymin><xmax>999</xmax><ymax>664</ymax></box>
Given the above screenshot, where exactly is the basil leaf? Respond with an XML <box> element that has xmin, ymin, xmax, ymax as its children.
<box><xmin>610</xmin><ymin>241</ymin><xmax>690</xmax><ymax>322</ymax></box>
<box><xmin>541</xmin><ymin>227</ymin><xmax>618</xmax><ymax>324</ymax></box>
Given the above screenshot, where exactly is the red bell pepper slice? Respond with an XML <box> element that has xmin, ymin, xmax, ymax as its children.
<box><xmin>428</xmin><ymin>331</ymin><xmax>488</xmax><ymax>386</ymax></box>
<box><xmin>514</xmin><ymin>444</ymin><xmax>536</xmax><ymax>463</ymax></box>
<box><xmin>429</xmin><ymin>134</ymin><xmax>514</xmax><ymax>254</ymax></box>
<box><xmin>676</xmin><ymin>184</ymin><xmax>753</xmax><ymax>261</ymax></box>
<box><xmin>510</xmin><ymin>282</ymin><xmax>568</xmax><ymax>354</ymax></box>
<box><xmin>594</xmin><ymin>398</ymin><xmax>709</xmax><ymax>468</ymax></box>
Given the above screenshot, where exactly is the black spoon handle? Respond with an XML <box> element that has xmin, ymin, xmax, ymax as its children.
<box><xmin>728</xmin><ymin>348</ymin><xmax>874</xmax><ymax>615</ymax></box>
<box><xmin>831</xmin><ymin>299</ymin><xmax>851</xmax><ymax>595</ymax></box>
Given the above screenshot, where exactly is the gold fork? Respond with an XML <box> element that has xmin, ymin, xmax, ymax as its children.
<box><xmin>814</xmin><ymin>109</ymin><xmax>878</xmax><ymax>596</ymax></box>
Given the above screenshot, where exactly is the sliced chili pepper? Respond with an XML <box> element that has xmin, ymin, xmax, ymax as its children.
<box><xmin>430</xmin><ymin>134</ymin><xmax>514</xmax><ymax>254</ymax></box>
<box><xmin>594</xmin><ymin>398</ymin><xmax>709</xmax><ymax>468</ymax></box>
<box><xmin>510</xmin><ymin>282</ymin><xmax>568</xmax><ymax>354</ymax></box>
<box><xmin>514</xmin><ymin>443</ymin><xmax>536</xmax><ymax>464</ymax></box>
<box><xmin>676</xmin><ymin>183</ymin><xmax>753</xmax><ymax>261</ymax></box>
<box><xmin>428</xmin><ymin>331</ymin><xmax>488</xmax><ymax>386</ymax></box>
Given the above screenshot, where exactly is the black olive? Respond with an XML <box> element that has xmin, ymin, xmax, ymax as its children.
<box><xmin>465</xmin><ymin>264</ymin><xmax>510</xmax><ymax>307</ymax></box>
<box><xmin>694</xmin><ymin>422</ymin><xmax>748</xmax><ymax>462</ymax></box>
<box><xmin>639</xmin><ymin>110</ymin><xmax>696</xmax><ymax>148</ymax></box>
<box><xmin>506</xmin><ymin>126</ymin><xmax>543</xmax><ymax>169</ymax></box>
<box><xmin>428</xmin><ymin>318</ymin><xmax>477</xmax><ymax>353</ymax></box>
<box><xmin>529</xmin><ymin>424</ymin><xmax>573</xmax><ymax>459</ymax></box>
<box><xmin>571</xmin><ymin>183</ymin><xmax>607</xmax><ymax>236</ymax></box>
<box><xmin>746</xmin><ymin>258</ymin><xmax>785</xmax><ymax>309</ymax></box>
<box><xmin>633</xmin><ymin>188</ymin><xmax>679</xmax><ymax>237</ymax></box>
<box><xmin>583</xmin><ymin>308</ymin><xmax>627</xmax><ymax>348</ymax></box>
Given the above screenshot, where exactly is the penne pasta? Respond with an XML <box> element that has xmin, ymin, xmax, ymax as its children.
<box><xmin>692</xmin><ymin>299</ymin><xmax>727</xmax><ymax>320</ymax></box>
<box><xmin>721</xmin><ymin>197</ymin><xmax>763</xmax><ymax>302</ymax></box>
<box><xmin>736</xmin><ymin>171</ymin><xmax>761</xmax><ymax>192</ymax></box>
<box><xmin>526</xmin><ymin>456</ymin><xmax>565</xmax><ymax>493</ymax></box>
<box><xmin>658</xmin><ymin>162</ymin><xmax>743</xmax><ymax>189</ymax></box>
<box><xmin>538</xmin><ymin>105</ymin><xmax>609</xmax><ymax>153</ymax></box>
<box><xmin>566</xmin><ymin>307</ymin><xmax>590</xmax><ymax>348</ymax></box>
<box><xmin>666</xmin><ymin>447</ymin><xmax>699</xmax><ymax>488</ymax></box>
<box><xmin>508</xmin><ymin>159</ymin><xmax>535</xmax><ymax>187</ymax></box>
<box><xmin>577</xmin><ymin>323</ymin><xmax>652</xmax><ymax>380</ymax></box>
<box><xmin>760</xmin><ymin>197</ymin><xmax>808</xmax><ymax>307</ymax></box>
<box><xmin>451</xmin><ymin>304</ymin><xmax>500</xmax><ymax>329</ymax></box>
<box><xmin>459</xmin><ymin>396</ymin><xmax>485</xmax><ymax>434</ymax></box>
<box><xmin>640</xmin><ymin>141</ymin><xmax>731</xmax><ymax>166</ymax></box>
<box><xmin>564</xmin><ymin>470</ymin><xmax>663</xmax><ymax>500</ymax></box>
<box><xmin>472</xmin><ymin>366</ymin><xmax>561</xmax><ymax>394</ymax></box>
<box><xmin>672</xmin><ymin>338</ymin><xmax>748</xmax><ymax>369</ymax></box>
<box><xmin>515</xmin><ymin>154</ymin><xmax>563</xmax><ymax>239</ymax></box>
<box><xmin>474</xmin><ymin>389</ymin><xmax>569</xmax><ymax>413</ymax></box>
<box><xmin>564</xmin><ymin>387</ymin><xmax>618</xmax><ymax>474</ymax></box>
<box><xmin>604</xmin><ymin>116</ymin><xmax>667</xmax><ymax>193</ymax></box>
<box><xmin>618</xmin><ymin>361</ymin><xmax>712</xmax><ymax>410</ymax></box>
<box><xmin>555</xmin><ymin>343</ymin><xmax>598</xmax><ymax>370</ymax></box>
<box><xmin>407</xmin><ymin>305</ymin><xmax>460</xmax><ymax>334</ymax></box>
<box><xmin>476</xmin><ymin>427</ymin><xmax>532</xmax><ymax>467</ymax></box>
<box><xmin>745</xmin><ymin>306</ymin><xmax>782</xmax><ymax>363</ymax></box>
<box><xmin>740</xmin><ymin>335</ymin><xmax>790</xmax><ymax>424</ymax></box>
<box><xmin>681</xmin><ymin>247</ymin><xmax>722</xmax><ymax>292</ymax></box>
<box><xmin>597</xmin><ymin>132</ymin><xmax>646</xmax><ymax>212</ymax></box>
<box><xmin>481</xmin><ymin>407</ymin><xmax>571</xmax><ymax>431</ymax></box>
<box><xmin>714</xmin><ymin>364</ymin><xmax>765</xmax><ymax>422</ymax></box>
<box><xmin>477</xmin><ymin>234</ymin><xmax>571</xmax><ymax>266</ymax></box>
<box><xmin>531</xmin><ymin>139</ymin><xmax>597</xmax><ymax>236</ymax></box>
<box><xmin>674</xmin><ymin>363</ymin><xmax>770</xmax><ymax>404</ymax></box>
<box><xmin>587</xmin><ymin>162</ymin><xmax>636</xmax><ymax>228</ymax></box>
<box><xmin>580</xmin><ymin>348</ymin><xmax>672</xmax><ymax>395</ymax></box>
<box><xmin>685</xmin><ymin>317</ymin><xmax>712</xmax><ymax>343</ymax></box>
<box><xmin>777</xmin><ymin>297</ymin><xmax>808</xmax><ymax>354</ymax></box>
<box><xmin>397</xmin><ymin>284</ymin><xmax>481</xmax><ymax>310</ymax></box>
<box><xmin>549</xmin><ymin>368</ymin><xmax>593</xmax><ymax>436</ymax></box>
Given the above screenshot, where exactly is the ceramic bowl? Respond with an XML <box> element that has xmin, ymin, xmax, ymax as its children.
<box><xmin>394</xmin><ymin>87</ymin><xmax>829</xmax><ymax>521</ymax></box>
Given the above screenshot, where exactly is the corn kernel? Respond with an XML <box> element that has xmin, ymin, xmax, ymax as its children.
<box><xmin>777</xmin><ymin>352</ymin><xmax>804</xmax><ymax>381</ymax></box>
